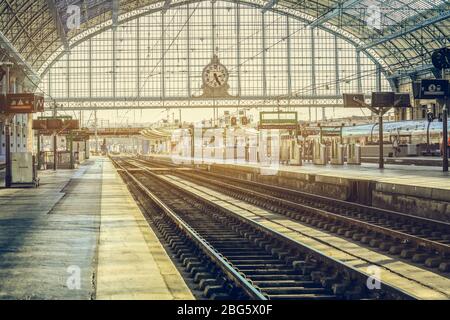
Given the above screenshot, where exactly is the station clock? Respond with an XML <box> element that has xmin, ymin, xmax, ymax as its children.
<box><xmin>202</xmin><ymin>54</ymin><xmax>229</xmax><ymax>88</ymax></box>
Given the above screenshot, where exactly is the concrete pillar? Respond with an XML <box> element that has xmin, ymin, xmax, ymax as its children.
<box><xmin>27</xmin><ymin>114</ymin><xmax>33</xmax><ymax>153</ymax></box>
<box><xmin>0</xmin><ymin>121</ymin><xmax>4</xmax><ymax>162</ymax></box>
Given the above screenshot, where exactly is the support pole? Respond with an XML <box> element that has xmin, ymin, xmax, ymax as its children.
<box><xmin>53</xmin><ymin>131</ymin><xmax>58</xmax><ymax>171</ymax></box>
<box><xmin>53</xmin><ymin>132</ymin><xmax>57</xmax><ymax>171</ymax></box>
<box><xmin>5</xmin><ymin>119</ymin><xmax>11</xmax><ymax>187</ymax></box>
<box><xmin>94</xmin><ymin>110</ymin><xmax>98</xmax><ymax>154</ymax></box>
<box><xmin>53</xmin><ymin>104</ymin><xmax>57</xmax><ymax>171</ymax></box>
<box><xmin>69</xmin><ymin>132</ymin><xmax>74</xmax><ymax>169</ymax></box>
<box><xmin>85</xmin><ymin>138</ymin><xmax>89</xmax><ymax>159</ymax></box>
<box><xmin>443</xmin><ymin>98</ymin><xmax>448</xmax><ymax>172</ymax></box>
<box><xmin>378</xmin><ymin>110</ymin><xmax>384</xmax><ymax>169</ymax></box>
<box><xmin>4</xmin><ymin>64</ymin><xmax>12</xmax><ymax>188</ymax></box>
<box><xmin>37</xmin><ymin>133</ymin><xmax>41</xmax><ymax>169</ymax></box>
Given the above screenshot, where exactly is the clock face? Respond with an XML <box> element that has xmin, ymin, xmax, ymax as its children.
<box><xmin>203</xmin><ymin>63</ymin><xmax>229</xmax><ymax>88</ymax></box>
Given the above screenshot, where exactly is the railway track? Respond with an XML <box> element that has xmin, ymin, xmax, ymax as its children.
<box><xmin>134</xmin><ymin>156</ymin><xmax>450</xmax><ymax>274</ymax></box>
<box><xmin>112</xmin><ymin>156</ymin><xmax>414</xmax><ymax>300</ymax></box>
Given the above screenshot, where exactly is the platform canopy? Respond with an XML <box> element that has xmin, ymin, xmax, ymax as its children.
<box><xmin>0</xmin><ymin>0</ymin><xmax>447</xmax><ymax>81</ymax></box>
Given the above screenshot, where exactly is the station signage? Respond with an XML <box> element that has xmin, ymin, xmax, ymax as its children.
<box><xmin>47</xmin><ymin>119</ymin><xmax>64</xmax><ymax>130</ymax></box>
<box><xmin>393</xmin><ymin>93</ymin><xmax>412</xmax><ymax>108</ymax></box>
<box><xmin>0</xmin><ymin>93</ymin><xmax>45</xmax><ymax>113</ymax></box>
<box><xmin>259</xmin><ymin>111</ymin><xmax>298</xmax><ymax>130</ymax></box>
<box><xmin>371</xmin><ymin>92</ymin><xmax>395</xmax><ymax>108</ymax></box>
<box><xmin>343</xmin><ymin>94</ymin><xmax>365</xmax><ymax>108</ymax></box>
<box><xmin>32</xmin><ymin>120</ymin><xmax>47</xmax><ymax>130</ymax></box>
<box><xmin>344</xmin><ymin>92</ymin><xmax>411</xmax><ymax>108</ymax></box>
<box><xmin>32</xmin><ymin>119</ymin><xmax>80</xmax><ymax>132</ymax></box>
<box><xmin>415</xmin><ymin>79</ymin><xmax>449</xmax><ymax>100</ymax></box>
<box><xmin>64</xmin><ymin>120</ymin><xmax>80</xmax><ymax>130</ymax></box>
<box><xmin>72</xmin><ymin>130</ymin><xmax>90</xmax><ymax>141</ymax></box>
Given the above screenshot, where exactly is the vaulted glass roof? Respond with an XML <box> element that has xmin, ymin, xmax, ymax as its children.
<box><xmin>0</xmin><ymin>0</ymin><xmax>448</xmax><ymax>80</ymax></box>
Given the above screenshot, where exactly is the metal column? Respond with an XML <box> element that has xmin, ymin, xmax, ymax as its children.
<box><xmin>94</xmin><ymin>110</ymin><xmax>98</xmax><ymax>153</ymax></box>
<box><xmin>69</xmin><ymin>132</ymin><xmax>74</xmax><ymax>169</ymax></box>
<box><xmin>112</xmin><ymin>26</ymin><xmax>117</xmax><ymax>100</ymax></box>
<box><xmin>261</xmin><ymin>12</ymin><xmax>267</xmax><ymax>97</ymax></box>
<box><xmin>5</xmin><ymin>118</ymin><xmax>11</xmax><ymax>187</ymax></box>
<box><xmin>334</xmin><ymin>35</ymin><xmax>340</xmax><ymax>95</ymax></box>
<box><xmin>66</xmin><ymin>54</ymin><xmax>70</xmax><ymax>99</ymax></box>
<box><xmin>333</xmin><ymin>35</ymin><xmax>340</xmax><ymax>119</ymax></box>
<box><xmin>136</xmin><ymin>18</ymin><xmax>141</xmax><ymax>98</ymax></box>
<box><xmin>186</xmin><ymin>4</ymin><xmax>192</xmax><ymax>98</ymax></box>
<box><xmin>211</xmin><ymin>1</ymin><xmax>216</xmax><ymax>52</ymax></box>
<box><xmin>4</xmin><ymin>65</ymin><xmax>12</xmax><ymax>187</ymax></box>
<box><xmin>53</xmin><ymin>104</ymin><xmax>57</xmax><ymax>171</ymax></box>
<box><xmin>286</xmin><ymin>17</ymin><xmax>292</xmax><ymax>96</ymax></box>
<box><xmin>37</xmin><ymin>133</ymin><xmax>41</xmax><ymax>169</ymax></box>
<box><xmin>235</xmin><ymin>3</ymin><xmax>241</xmax><ymax>96</ymax></box>
<box><xmin>443</xmin><ymin>97</ymin><xmax>448</xmax><ymax>172</ymax></box>
<box><xmin>378</xmin><ymin>113</ymin><xmax>384</xmax><ymax>169</ymax></box>
<box><xmin>310</xmin><ymin>28</ymin><xmax>317</xmax><ymax>121</ymax></box>
<box><xmin>356</xmin><ymin>50</ymin><xmax>363</xmax><ymax>93</ymax></box>
<box><xmin>89</xmin><ymin>38</ymin><xmax>92</xmax><ymax>100</ymax></box>
<box><xmin>161</xmin><ymin>12</ymin><xmax>166</xmax><ymax>100</ymax></box>
<box><xmin>376</xmin><ymin>64</ymin><xmax>382</xmax><ymax>92</ymax></box>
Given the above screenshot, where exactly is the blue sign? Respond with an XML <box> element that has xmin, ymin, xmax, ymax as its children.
<box><xmin>420</xmin><ymin>79</ymin><xmax>449</xmax><ymax>99</ymax></box>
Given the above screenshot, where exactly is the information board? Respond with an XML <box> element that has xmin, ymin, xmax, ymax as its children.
<box><xmin>419</xmin><ymin>80</ymin><xmax>449</xmax><ymax>99</ymax></box>
<box><xmin>0</xmin><ymin>93</ymin><xmax>45</xmax><ymax>113</ymax></box>
<box><xmin>343</xmin><ymin>94</ymin><xmax>365</xmax><ymax>108</ymax></box>
<box><xmin>259</xmin><ymin>111</ymin><xmax>298</xmax><ymax>129</ymax></box>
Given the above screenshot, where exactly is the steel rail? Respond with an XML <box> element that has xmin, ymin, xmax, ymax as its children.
<box><xmin>121</xmin><ymin>157</ymin><xmax>416</xmax><ymax>300</ymax></box>
<box><xmin>193</xmin><ymin>168</ymin><xmax>450</xmax><ymax>231</ymax></box>
<box><xmin>134</xmin><ymin>157</ymin><xmax>450</xmax><ymax>255</ymax></box>
<box><xmin>177</xmin><ymin>170</ymin><xmax>450</xmax><ymax>255</ymax></box>
<box><xmin>113</xmin><ymin>158</ymin><xmax>267</xmax><ymax>300</ymax></box>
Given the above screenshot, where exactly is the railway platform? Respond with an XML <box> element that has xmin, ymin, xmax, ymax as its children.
<box><xmin>0</xmin><ymin>157</ymin><xmax>193</xmax><ymax>300</ymax></box>
<box><xmin>143</xmin><ymin>154</ymin><xmax>450</xmax><ymax>222</ymax></box>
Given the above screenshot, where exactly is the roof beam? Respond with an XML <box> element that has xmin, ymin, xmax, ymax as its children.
<box><xmin>262</xmin><ymin>0</ymin><xmax>277</xmax><ymax>13</ymax></box>
<box><xmin>162</xmin><ymin>0</ymin><xmax>172</xmax><ymax>14</ymax></box>
<box><xmin>45</xmin><ymin>0</ymin><xmax>70</xmax><ymax>52</ymax></box>
<box><xmin>112</xmin><ymin>0</ymin><xmax>119</xmax><ymax>26</ymax></box>
<box><xmin>387</xmin><ymin>64</ymin><xmax>437</xmax><ymax>80</ymax></box>
<box><xmin>0</xmin><ymin>30</ymin><xmax>40</xmax><ymax>83</ymax></box>
<box><xmin>358</xmin><ymin>10</ymin><xmax>450</xmax><ymax>51</ymax></box>
<box><xmin>45</xmin><ymin>103</ymin><xmax>346</xmax><ymax>111</ymax></box>
<box><xmin>308</xmin><ymin>0</ymin><xmax>362</xmax><ymax>28</ymax></box>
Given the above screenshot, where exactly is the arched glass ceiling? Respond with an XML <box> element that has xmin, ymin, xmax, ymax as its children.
<box><xmin>0</xmin><ymin>0</ymin><xmax>448</xmax><ymax>81</ymax></box>
<box><xmin>38</xmin><ymin>0</ymin><xmax>391</xmax><ymax>110</ymax></box>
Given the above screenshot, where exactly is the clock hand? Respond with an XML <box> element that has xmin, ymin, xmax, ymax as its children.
<box><xmin>214</xmin><ymin>73</ymin><xmax>221</xmax><ymax>85</ymax></box>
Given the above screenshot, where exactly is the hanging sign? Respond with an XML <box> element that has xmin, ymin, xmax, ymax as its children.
<box><xmin>0</xmin><ymin>93</ymin><xmax>45</xmax><ymax>113</ymax></box>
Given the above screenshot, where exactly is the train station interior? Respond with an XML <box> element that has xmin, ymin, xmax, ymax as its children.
<box><xmin>0</xmin><ymin>0</ymin><xmax>449</xmax><ymax>303</ymax></box>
